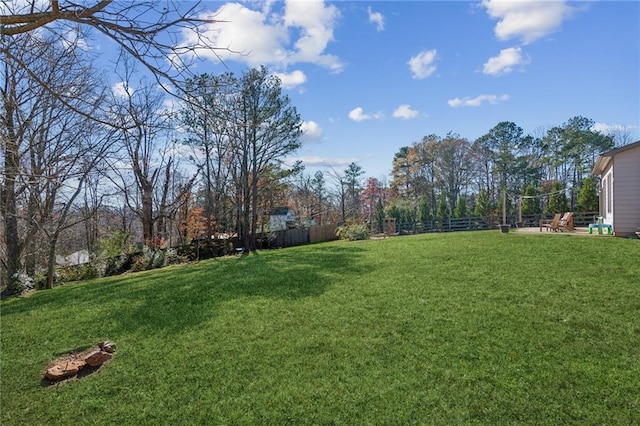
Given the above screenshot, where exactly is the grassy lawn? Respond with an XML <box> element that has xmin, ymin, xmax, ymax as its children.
<box><xmin>1</xmin><ymin>231</ymin><xmax>639</xmax><ymax>425</ymax></box>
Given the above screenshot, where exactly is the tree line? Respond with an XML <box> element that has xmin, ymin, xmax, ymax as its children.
<box><xmin>281</xmin><ymin>116</ymin><xmax>619</xmax><ymax>237</ymax></box>
<box><xmin>378</xmin><ymin>118</ymin><xmax>615</xmax><ymax>228</ymax></box>
<box><xmin>1</xmin><ymin>30</ymin><xmax>303</xmax><ymax>293</ymax></box>
<box><xmin>0</xmin><ymin>1</ymin><xmax>286</xmax><ymax>294</ymax></box>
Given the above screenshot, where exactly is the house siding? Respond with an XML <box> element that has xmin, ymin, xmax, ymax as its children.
<box><xmin>612</xmin><ymin>145</ymin><xmax>640</xmax><ymax>236</ymax></box>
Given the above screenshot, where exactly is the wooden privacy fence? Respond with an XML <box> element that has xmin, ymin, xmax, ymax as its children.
<box><xmin>259</xmin><ymin>224</ymin><xmax>338</xmax><ymax>249</ymax></box>
<box><xmin>310</xmin><ymin>224</ymin><xmax>339</xmax><ymax>243</ymax></box>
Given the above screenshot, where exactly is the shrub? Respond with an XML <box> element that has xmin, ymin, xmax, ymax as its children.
<box><xmin>164</xmin><ymin>248</ymin><xmax>187</xmax><ymax>266</ymax></box>
<box><xmin>147</xmin><ymin>246</ymin><xmax>166</xmax><ymax>269</ymax></box>
<box><xmin>130</xmin><ymin>254</ymin><xmax>147</xmax><ymax>273</ymax></box>
<box><xmin>57</xmin><ymin>264</ymin><xmax>99</xmax><ymax>283</ymax></box>
<box><xmin>94</xmin><ymin>231</ymin><xmax>131</xmax><ymax>277</ymax></box>
<box><xmin>94</xmin><ymin>253</ymin><xmax>129</xmax><ymax>277</ymax></box>
<box><xmin>11</xmin><ymin>273</ymin><xmax>35</xmax><ymax>294</ymax></box>
<box><xmin>336</xmin><ymin>223</ymin><xmax>370</xmax><ymax>241</ymax></box>
<box><xmin>257</xmin><ymin>232</ymin><xmax>278</xmax><ymax>249</ymax></box>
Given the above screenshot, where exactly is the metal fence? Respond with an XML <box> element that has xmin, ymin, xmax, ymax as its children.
<box><xmin>394</xmin><ymin>212</ymin><xmax>599</xmax><ymax>235</ymax></box>
<box><xmin>257</xmin><ymin>212</ymin><xmax>600</xmax><ymax>249</ymax></box>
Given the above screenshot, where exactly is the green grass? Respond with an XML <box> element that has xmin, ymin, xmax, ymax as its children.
<box><xmin>1</xmin><ymin>231</ymin><xmax>639</xmax><ymax>425</ymax></box>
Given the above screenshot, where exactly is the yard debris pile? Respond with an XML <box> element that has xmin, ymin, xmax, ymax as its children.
<box><xmin>44</xmin><ymin>341</ymin><xmax>115</xmax><ymax>383</ymax></box>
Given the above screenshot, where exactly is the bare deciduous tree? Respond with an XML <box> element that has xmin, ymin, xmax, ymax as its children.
<box><xmin>107</xmin><ymin>70</ymin><xmax>196</xmax><ymax>248</ymax></box>
<box><xmin>434</xmin><ymin>134</ymin><xmax>471</xmax><ymax>214</ymax></box>
<box><xmin>1</xmin><ymin>30</ymin><xmax>114</xmax><ymax>292</ymax></box>
<box><xmin>1</xmin><ymin>1</ymin><xmax>226</xmax><ymax>292</ymax></box>
<box><xmin>107</xmin><ymin>78</ymin><xmax>168</xmax><ymax>246</ymax></box>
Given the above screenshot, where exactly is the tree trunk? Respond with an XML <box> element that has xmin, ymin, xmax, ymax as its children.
<box><xmin>248</xmin><ymin>137</ymin><xmax>259</xmax><ymax>252</ymax></box>
<box><xmin>242</xmin><ymin>180</ymin><xmax>252</xmax><ymax>251</ymax></box>
<box><xmin>240</xmin><ymin>118</ymin><xmax>251</xmax><ymax>251</ymax></box>
<box><xmin>2</xmin><ymin>167</ymin><xmax>21</xmax><ymax>293</ymax></box>
<box><xmin>204</xmin><ymin>140</ymin><xmax>213</xmax><ymax>240</ymax></box>
<box><xmin>156</xmin><ymin>157</ymin><xmax>173</xmax><ymax>244</ymax></box>
<box><xmin>141</xmin><ymin>185</ymin><xmax>154</xmax><ymax>245</ymax></box>
<box><xmin>2</xmin><ymin>108</ymin><xmax>22</xmax><ymax>293</ymax></box>
<box><xmin>46</xmin><ymin>234</ymin><xmax>60</xmax><ymax>289</ymax></box>
<box><xmin>25</xmin><ymin>188</ymin><xmax>39</xmax><ymax>276</ymax></box>
<box><xmin>249</xmin><ymin>179</ymin><xmax>259</xmax><ymax>252</ymax></box>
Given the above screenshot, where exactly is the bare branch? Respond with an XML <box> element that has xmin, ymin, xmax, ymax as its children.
<box><xmin>2</xmin><ymin>1</ymin><xmax>230</xmax><ymax>107</ymax></box>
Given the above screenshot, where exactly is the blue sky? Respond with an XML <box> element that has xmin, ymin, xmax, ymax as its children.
<box><xmin>124</xmin><ymin>1</ymin><xmax>639</xmax><ymax>180</ymax></box>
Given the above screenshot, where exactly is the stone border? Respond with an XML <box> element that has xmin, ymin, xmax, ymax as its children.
<box><xmin>42</xmin><ymin>341</ymin><xmax>115</xmax><ymax>385</ymax></box>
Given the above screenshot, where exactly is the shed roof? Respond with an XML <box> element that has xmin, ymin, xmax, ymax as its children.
<box><xmin>270</xmin><ymin>207</ymin><xmax>292</xmax><ymax>216</ymax></box>
<box><xmin>592</xmin><ymin>140</ymin><xmax>640</xmax><ymax>175</ymax></box>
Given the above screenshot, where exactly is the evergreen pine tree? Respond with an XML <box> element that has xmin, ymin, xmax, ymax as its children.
<box><xmin>522</xmin><ymin>184</ymin><xmax>541</xmax><ymax>215</ymax></box>
<box><xmin>454</xmin><ymin>196</ymin><xmax>468</xmax><ymax>218</ymax></box>
<box><xmin>416</xmin><ymin>196</ymin><xmax>431</xmax><ymax>223</ymax></box>
<box><xmin>474</xmin><ymin>189</ymin><xmax>492</xmax><ymax>217</ymax></box>
<box><xmin>437</xmin><ymin>192</ymin><xmax>450</xmax><ymax>221</ymax></box>
<box><xmin>577</xmin><ymin>177</ymin><xmax>599</xmax><ymax>212</ymax></box>
<box><xmin>547</xmin><ymin>181</ymin><xmax>569</xmax><ymax>213</ymax></box>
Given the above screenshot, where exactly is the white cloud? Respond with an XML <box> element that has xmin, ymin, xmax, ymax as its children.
<box><xmin>162</xmin><ymin>98</ymin><xmax>182</xmax><ymax>117</ymax></box>
<box><xmin>447</xmin><ymin>94</ymin><xmax>509</xmax><ymax>108</ymax></box>
<box><xmin>112</xmin><ymin>81</ymin><xmax>131</xmax><ymax>98</ymax></box>
<box><xmin>483</xmin><ymin>47</ymin><xmax>530</xmax><ymax>76</ymax></box>
<box><xmin>300</xmin><ymin>120</ymin><xmax>323</xmax><ymax>142</ymax></box>
<box><xmin>392</xmin><ymin>104</ymin><xmax>419</xmax><ymax>120</ymax></box>
<box><xmin>59</xmin><ymin>27</ymin><xmax>91</xmax><ymax>51</ymax></box>
<box><xmin>0</xmin><ymin>0</ymin><xmax>48</xmax><ymax>15</ymax></box>
<box><xmin>482</xmin><ymin>0</ymin><xmax>575</xmax><ymax>44</ymax></box>
<box><xmin>408</xmin><ymin>49</ymin><xmax>437</xmax><ymax>79</ymax></box>
<box><xmin>348</xmin><ymin>107</ymin><xmax>383</xmax><ymax>122</ymax></box>
<box><xmin>291</xmin><ymin>156</ymin><xmax>357</xmax><ymax>168</ymax></box>
<box><xmin>274</xmin><ymin>70</ymin><xmax>307</xmax><ymax>89</ymax></box>
<box><xmin>179</xmin><ymin>1</ymin><xmax>342</xmax><ymax>72</ymax></box>
<box><xmin>368</xmin><ymin>6</ymin><xmax>385</xmax><ymax>32</ymax></box>
<box><xmin>348</xmin><ymin>107</ymin><xmax>369</xmax><ymax>122</ymax></box>
<box><xmin>188</xmin><ymin>3</ymin><xmax>288</xmax><ymax>66</ymax></box>
<box><xmin>592</xmin><ymin>123</ymin><xmax>638</xmax><ymax>135</ymax></box>
<box><xmin>283</xmin><ymin>0</ymin><xmax>342</xmax><ymax>72</ymax></box>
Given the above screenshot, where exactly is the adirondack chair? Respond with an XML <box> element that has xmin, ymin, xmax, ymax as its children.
<box><xmin>558</xmin><ymin>212</ymin><xmax>575</xmax><ymax>231</ymax></box>
<box><xmin>540</xmin><ymin>213</ymin><xmax>562</xmax><ymax>232</ymax></box>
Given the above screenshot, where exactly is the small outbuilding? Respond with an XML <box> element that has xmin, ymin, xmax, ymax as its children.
<box><xmin>56</xmin><ymin>249</ymin><xmax>91</xmax><ymax>266</ymax></box>
<box><xmin>592</xmin><ymin>140</ymin><xmax>640</xmax><ymax>237</ymax></box>
<box><xmin>269</xmin><ymin>207</ymin><xmax>296</xmax><ymax>231</ymax></box>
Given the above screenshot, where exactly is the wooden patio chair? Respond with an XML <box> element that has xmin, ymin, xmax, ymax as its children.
<box><xmin>540</xmin><ymin>213</ymin><xmax>562</xmax><ymax>232</ymax></box>
<box><xmin>558</xmin><ymin>212</ymin><xmax>575</xmax><ymax>232</ymax></box>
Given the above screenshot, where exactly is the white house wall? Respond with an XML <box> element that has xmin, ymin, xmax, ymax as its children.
<box><xmin>270</xmin><ymin>216</ymin><xmax>287</xmax><ymax>231</ymax></box>
<box><xmin>612</xmin><ymin>145</ymin><xmax>640</xmax><ymax>236</ymax></box>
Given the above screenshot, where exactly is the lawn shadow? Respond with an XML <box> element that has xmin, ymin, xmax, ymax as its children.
<box><xmin>108</xmin><ymin>244</ymin><xmax>367</xmax><ymax>336</ymax></box>
<box><xmin>2</xmin><ymin>244</ymin><xmax>367</xmax><ymax>339</ymax></box>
